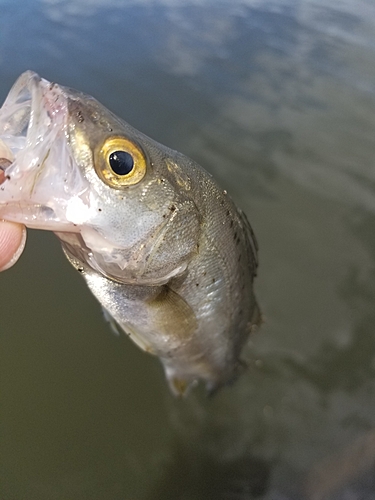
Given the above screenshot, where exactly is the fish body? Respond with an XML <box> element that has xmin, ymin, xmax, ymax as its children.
<box><xmin>0</xmin><ymin>71</ymin><xmax>259</xmax><ymax>394</ymax></box>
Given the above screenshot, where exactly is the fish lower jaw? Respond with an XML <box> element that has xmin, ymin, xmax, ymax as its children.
<box><xmin>0</xmin><ymin>203</ymin><xmax>81</xmax><ymax>232</ymax></box>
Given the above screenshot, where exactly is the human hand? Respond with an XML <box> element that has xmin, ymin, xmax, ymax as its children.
<box><xmin>0</xmin><ymin>221</ymin><xmax>26</xmax><ymax>271</ymax></box>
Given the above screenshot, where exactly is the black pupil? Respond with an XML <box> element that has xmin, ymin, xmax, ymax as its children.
<box><xmin>109</xmin><ymin>151</ymin><xmax>134</xmax><ymax>176</ymax></box>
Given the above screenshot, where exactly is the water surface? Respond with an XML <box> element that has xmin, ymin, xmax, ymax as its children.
<box><xmin>1</xmin><ymin>1</ymin><xmax>375</xmax><ymax>498</ymax></box>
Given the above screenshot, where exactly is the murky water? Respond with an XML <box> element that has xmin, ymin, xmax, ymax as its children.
<box><xmin>1</xmin><ymin>0</ymin><xmax>375</xmax><ymax>498</ymax></box>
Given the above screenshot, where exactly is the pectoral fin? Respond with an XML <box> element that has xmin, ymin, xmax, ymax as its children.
<box><xmin>148</xmin><ymin>285</ymin><xmax>197</xmax><ymax>340</ymax></box>
<box><xmin>102</xmin><ymin>306</ymin><xmax>156</xmax><ymax>353</ymax></box>
<box><xmin>101</xmin><ymin>285</ymin><xmax>197</xmax><ymax>362</ymax></box>
<box><xmin>97</xmin><ymin>279</ymin><xmax>199</xmax><ymax>394</ymax></box>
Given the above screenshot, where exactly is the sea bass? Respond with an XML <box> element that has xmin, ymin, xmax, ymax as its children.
<box><xmin>0</xmin><ymin>71</ymin><xmax>260</xmax><ymax>395</ymax></box>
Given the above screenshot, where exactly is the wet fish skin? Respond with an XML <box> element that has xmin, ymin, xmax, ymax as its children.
<box><xmin>0</xmin><ymin>71</ymin><xmax>259</xmax><ymax>395</ymax></box>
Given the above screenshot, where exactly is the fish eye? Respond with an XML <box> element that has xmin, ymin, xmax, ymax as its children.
<box><xmin>109</xmin><ymin>151</ymin><xmax>134</xmax><ymax>176</ymax></box>
<box><xmin>95</xmin><ymin>136</ymin><xmax>147</xmax><ymax>188</ymax></box>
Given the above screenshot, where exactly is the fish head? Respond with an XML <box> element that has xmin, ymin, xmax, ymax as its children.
<box><xmin>0</xmin><ymin>71</ymin><xmax>200</xmax><ymax>284</ymax></box>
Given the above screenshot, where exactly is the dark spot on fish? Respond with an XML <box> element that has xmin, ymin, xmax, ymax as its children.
<box><xmin>98</xmin><ymin>208</ymin><xmax>102</xmax><ymax>212</ymax></box>
<box><xmin>212</xmin><ymin>278</ymin><xmax>216</xmax><ymax>283</ymax></box>
<box><xmin>169</xmin><ymin>204</ymin><xmax>176</xmax><ymax>212</ymax></box>
<box><xmin>230</xmin><ymin>220</ymin><xmax>234</xmax><ymax>228</ymax></box>
<box><xmin>77</xmin><ymin>110</ymin><xmax>84</xmax><ymax>123</ymax></box>
<box><xmin>233</xmin><ymin>232</ymin><xmax>237</xmax><ymax>240</ymax></box>
<box><xmin>77</xmin><ymin>267</ymin><xmax>84</xmax><ymax>273</ymax></box>
<box><xmin>226</xmin><ymin>210</ymin><xmax>230</xmax><ymax>216</ymax></box>
<box><xmin>196</xmin><ymin>283</ymin><xmax>199</xmax><ymax>287</ymax></box>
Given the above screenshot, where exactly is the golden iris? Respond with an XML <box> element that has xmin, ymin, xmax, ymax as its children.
<box><xmin>95</xmin><ymin>136</ymin><xmax>147</xmax><ymax>188</ymax></box>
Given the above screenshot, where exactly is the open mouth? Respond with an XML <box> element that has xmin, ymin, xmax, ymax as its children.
<box><xmin>0</xmin><ymin>72</ymin><xmax>43</xmax><ymax>156</ymax></box>
<box><xmin>0</xmin><ymin>72</ymin><xmax>84</xmax><ymax>230</ymax></box>
<box><xmin>0</xmin><ymin>72</ymin><xmax>40</xmax><ymax>187</ymax></box>
<box><xmin>0</xmin><ymin>70</ymin><xmax>68</xmax><ymax>173</ymax></box>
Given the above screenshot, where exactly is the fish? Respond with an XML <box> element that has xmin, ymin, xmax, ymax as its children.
<box><xmin>0</xmin><ymin>71</ymin><xmax>260</xmax><ymax>395</ymax></box>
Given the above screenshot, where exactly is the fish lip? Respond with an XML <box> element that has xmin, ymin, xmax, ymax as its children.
<box><xmin>0</xmin><ymin>71</ymin><xmax>90</xmax><ymax>231</ymax></box>
<box><xmin>0</xmin><ymin>71</ymin><xmax>42</xmax><ymax>140</ymax></box>
<box><xmin>3</xmin><ymin>70</ymin><xmax>41</xmax><ymax>107</ymax></box>
<box><xmin>0</xmin><ymin>70</ymin><xmax>68</xmax><ymax>155</ymax></box>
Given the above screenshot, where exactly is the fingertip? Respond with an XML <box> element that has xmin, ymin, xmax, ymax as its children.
<box><xmin>0</xmin><ymin>221</ymin><xmax>27</xmax><ymax>271</ymax></box>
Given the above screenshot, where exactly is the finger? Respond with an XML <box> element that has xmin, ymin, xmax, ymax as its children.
<box><xmin>0</xmin><ymin>221</ymin><xmax>27</xmax><ymax>271</ymax></box>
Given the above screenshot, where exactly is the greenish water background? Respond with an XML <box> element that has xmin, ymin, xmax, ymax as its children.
<box><xmin>1</xmin><ymin>1</ymin><xmax>375</xmax><ymax>498</ymax></box>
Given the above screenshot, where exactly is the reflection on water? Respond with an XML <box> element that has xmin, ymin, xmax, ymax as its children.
<box><xmin>1</xmin><ymin>0</ymin><xmax>375</xmax><ymax>498</ymax></box>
